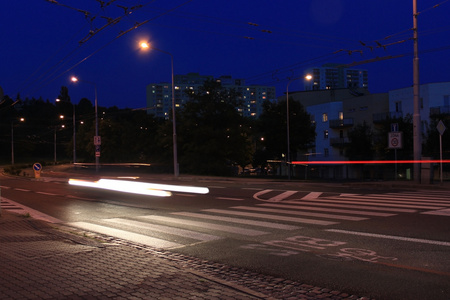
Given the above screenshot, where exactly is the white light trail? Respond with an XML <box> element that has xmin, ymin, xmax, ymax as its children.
<box><xmin>68</xmin><ymin>178</ymin><xmax>209</xmax><ymax>197</ymax></box>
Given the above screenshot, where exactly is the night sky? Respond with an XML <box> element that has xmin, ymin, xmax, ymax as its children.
<box><xmin>2</xmin><ymin>0</ymin><xmax>449</xmax><ymax>109</ymax></box>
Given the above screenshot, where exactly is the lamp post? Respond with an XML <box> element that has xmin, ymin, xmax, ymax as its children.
<box><xmin>56</xmin><ymin>98</ymin><xmax>76</xmax><ymax>164</ymax></box>
<box><xmin>286</xmin><ymin>74</ymin><xmax>312</xmax><ymax>180</ymax></box>
<box><xmin>71</xmin><ymin>76</ymin><xmax>99</xmax><ymax>172</ymax></box>
<box><xmin>11</xmin><ymin>117</ymin><xmax>25</xmax><ymax>165</ymax></box>
<box><xmin>412</xmin><ymin>0</ymin><xmax>421</xmax><ymax>183</ymax></box>
<box><xmin>140</xmin><ymin>41</ymin><xmax>179</xmax><ymax>177</ymax></box>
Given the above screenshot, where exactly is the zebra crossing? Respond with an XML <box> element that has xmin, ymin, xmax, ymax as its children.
<box><xmin>67</xmin><ymin>189</ymin><xmax>450</xmax><ymax>250</ymax></box>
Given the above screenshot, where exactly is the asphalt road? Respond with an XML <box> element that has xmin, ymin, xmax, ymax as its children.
<box><xmin>1</xmin><ymin>172</ymin><xmax>449</xmax><ymax>300</ymax></box>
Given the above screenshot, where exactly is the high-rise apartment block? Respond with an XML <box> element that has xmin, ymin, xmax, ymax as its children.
<box><xmin>146</xmin><ymin>73</ymin><xmax>276</xmax><ymax>119</ymax></box>
<box><xmin>304</xmin><ymin>63</ymin><xmax>368</xmax><ymax>91</ymax></box>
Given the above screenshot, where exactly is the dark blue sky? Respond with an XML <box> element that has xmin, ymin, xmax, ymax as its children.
<box><xmin>2</xmin><ymin>0</ymin><xmax>449</xmax><ymax>109</ymax></box>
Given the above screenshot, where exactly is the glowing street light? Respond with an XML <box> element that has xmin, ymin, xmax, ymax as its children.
<box><xmin>139</xmin><ymin>41</ymin><xmax>179</xmax><ymax>177</ymax></box>
<box><xmin>71</xmin><ymin>76</ymin><xmax>99</xmax><ymax>172</ymax></box>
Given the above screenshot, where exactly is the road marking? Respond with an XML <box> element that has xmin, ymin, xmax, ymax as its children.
<box><xmin>325</xmin><ymin>229</ymin><xmax>450</xmax><ymax>247</ymax></box>
<box><xmin>140</xmin><ymin>215</ymin><xmax>268</xmax><ymax>236</ymax></box>
<box><xmin>422</xmin><ymin>208</ymin><xmax>450</xmax><ymax>216</ymax></box>
<box><xmin>205</xmin><ymin>207</ymin><xmax>338</xmax><ymax>226</ymax></box>
<box><xmin>68</xmin><ymin>222</ymin><xmax>183</xmax><ymax>248</ymax></box>
<box><xmin>176</xmin><ymin>211</ymin><xmax>301</xmax><ymax>230</ymax></box>
<box><xmin>36</xmin><ymin>192</ymin><xmax>58</xmax><ymax>196</ymax></box>
<box><xmin>15</xmin><ymin>188</ymin><xmax>31</xmax><ymax>192</ymax></box>
<box><xmin>301</xmin><ymin>192</ymin><xmax>323</xmax><ymax>200</ymax></box>
<box><xmin>297</xmin><ymin>196</ymin><xmax>444</xmax><ymax>210</ymax></box>
<box><xmin>268</xmin><ymin>190</ymin><xmax>298</xmax><ymax>202</ymax></box>
<box><xmin>232</xmin><ymin>206</ymin><xmax>367</xmax><ymax>221</ymax></box>
<box><xmin>280</xmin><ymin>200</ymin><xmax>415</xmax><ymax>213</ymax></box>
<box><xmin>217</xmin><ymin>197</ymin><xmax>244</xmax><ymax>201</ymax></box>
<box><xmin>338</xmin><ymin>195</ymin><xmax>449</xmax><ymax>208</ymax></box>
<box><xmin>259</xmin><ymin>203</ymin><xmax>397</xmax><ymax>217</ymax></box>
<box><xmin>0</xmin><ymin>197</ymin><xmax>62</xmax><ymax>223</ymax></box>
<box><xmin>104</xmin><ymin>218</ymin><xmax>221</xmax><ymax>241</ymax></box>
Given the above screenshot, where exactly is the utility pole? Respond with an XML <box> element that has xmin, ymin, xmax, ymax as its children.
<box><xmin>413</xmin><ymin>0</ymin><xmax>421</xmax><ymax>183</ymax></box>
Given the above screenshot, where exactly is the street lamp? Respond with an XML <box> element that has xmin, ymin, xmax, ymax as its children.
<box><xmin>286</xmin><ymin>75</ymin><xmax>312</xmax><ymax>180</ymax></box>
<box><xmin>56</xmin><ymin>98</ymin><xmax>76</xmax><ymax>165</ymax></box>
<box><xmin>139</xmin><ymin>41</ymin><xmax>179</xmax><ymax>177</ymax></box>
<box><xmin>71</xmin><ymin>76</ymin><xmax>100</xmax><ymax>172</ymax></box>
<box><xmin>11</xmin><ymin>117</ymin><xmax>25</xmax><ymax>165</ymax></box>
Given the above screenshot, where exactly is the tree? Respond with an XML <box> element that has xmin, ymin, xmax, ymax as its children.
<box><xmin>256</xmin><ymin>98</ymin><xmax>315</xmax><ymax>164</ymax></box>
<box><xmin>346</xmin><ymin>122</ymin><xmax>374</xmax><ymax>160</ymax></box>
<box><xmin>176</xmin><ymin>80</ymin><xmax>253</xmax><ymax>175</ymax></box>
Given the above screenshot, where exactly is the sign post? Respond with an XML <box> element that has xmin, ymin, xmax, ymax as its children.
<box><xmin>388</xmin><ymin>124</ymin><xmax>403</xmax><ymax>180</ymax></box>
<box><xmin>437</xmin><ymin>120</ymin><xmax>446</xmax><ymax>184</ymax></box>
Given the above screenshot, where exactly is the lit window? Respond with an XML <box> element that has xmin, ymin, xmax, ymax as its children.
<box><xmin>339</xmin><ymin>112</ymin><xmax>343</xmax><ymax>120</ymax></box>
<box><xmin>322</xmin><ymin>113</ymin><xmax>328</xmax><ymax>122</ymax></box>
<box><xmin>324</xmin><ymin>130</ymin><xmax>328</xmax><ymax>139</ymax></box>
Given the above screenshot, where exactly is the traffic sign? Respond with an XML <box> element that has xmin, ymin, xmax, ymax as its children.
<box><xmin>388</xmin><ymin>132</ymin><xmax>403</xmax><ymax>149</ymax></box>
<box><xmin>391</xmin><ymin>123</ymin><xmax>399</xmax><ymax>132</ymax></box>
<box><xmin>94</xmin><ymin>136</ymin><xmax>101</xmax><ymax>145</ymax></box>
<box><xmin>95</xmin><ymin>145</ymin><xmax>101</xmax><ymax>157</ymax></box>
<box><xmin>33</xmin><ymin>162</ymin><xmax>42</xmax><ymax>179</ymax></box>
<box><xmin>437</xmin><ymin>120</ymin><xmax>446</xmax><ymax>136</ymax></box>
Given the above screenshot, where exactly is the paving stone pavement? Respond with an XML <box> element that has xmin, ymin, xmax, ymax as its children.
<box><xmin>0</xmin><ymin>209</ymin><xmax>373</xmax><ymax>300</ymax></box>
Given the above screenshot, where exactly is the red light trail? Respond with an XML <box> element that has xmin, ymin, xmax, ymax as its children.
<box><xmin>292</xmin><ymin>160</ymin><xmax>450</xmax><ymax>165</ymax></box>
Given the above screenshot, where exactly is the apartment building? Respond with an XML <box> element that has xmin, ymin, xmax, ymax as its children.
<box><xmin>304</xmin><ymin>63</ymin><xmax>368</xmax><ymax>91</ymax></box>
<box><xmin>146</xmin><ymin>73</ymin><xmax>276</xmax><ymax>119</ymax></box>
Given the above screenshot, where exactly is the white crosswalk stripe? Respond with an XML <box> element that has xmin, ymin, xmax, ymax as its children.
<box><xmin>172</xmin><ymin>211</ymin><xmax>301</xmax><ymax>230</ymax></box>
<box><xmin>68</xmin><ymin>221</ymin><xmax>183</xmax><ymax>249</ymax></box>
<box><xmin>139</xmin><ymin>215</ymin><xmax>268</xmax><ymax>236</ymax></box>
<box><xmin>64</xmin><ymin>189</ymin><xmax>450</xmax><ymax>250</ymax></box>
<box><xmin>104</xmin><ymin>218</ymin><xmax>221</xmax><ymax>241</ymax></box>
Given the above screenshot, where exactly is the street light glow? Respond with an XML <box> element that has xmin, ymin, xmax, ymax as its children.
<box><xmin>71</xmin><ymin>76</ymin><xmax>78</xmax><ymax>82</ymax></box>
<box><xmin>140</xmin><ymin>41</ymin><xmax>150</xmax><ymax>49</ymax></box>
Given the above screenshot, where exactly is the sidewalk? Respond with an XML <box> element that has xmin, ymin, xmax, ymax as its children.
<box><xmin>0</xmin><ymin>210</ymin><xmax>371</xmax><ymax>300</ymax></box>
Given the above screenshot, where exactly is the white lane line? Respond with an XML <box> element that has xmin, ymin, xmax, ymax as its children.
<box><xmin>36</xmin><ymin>192</ymin><xmax>58</xmax><ymax>196</ymax></box>
<box><xmin>232</xmin><ymin>206</ymin><xmax>367</xmax><ymax>221</ymax></box>
<box><xmin>104</xmin><ymin>218</ymin><xmax>221</xmax><ymax>241</ymax></box>
<box><xmin>326</xmin><ymin>229</ymin><xmax>450</xmax><ymax>247</ymax></box>
<box><xmin>15</xmin><ymin>188</ymin><xmax>31</xmax><ymax>192</ymax></box>
<box><xmin>140</xmin><ymin>215</ymin><xmax>268</xmax><ymax>236</ymax></box>
<box><xmin>259</xmin><ymin>203</ymin><xmax>396</xmax><ymax>217</ymax></box>
<box><xmin>68</xmin><ymin>222</ymin><xmax>183</xmax><ymax>249</ymax></box>
<box><xmin>279</xmin><ymin>200</ymin><xmax>416</xmax><ymax>213</ymax></box>
<box><xmin>175</xmin><ymin>211</ymin><xmax>301</xmax><ymax>230</ymax></box>
<box><xmin>205</xmin><ymin>208</ymin><xmax>338</xmax><ymax>226</ymax></box>
<box><xmin>217</xmin><ymin>197</ymin><xmax>244</xmax><ymax>201</ymax></box>
<box><xmin>269</xmin><ymin>190</ymin><xmax>298</xmax><ymax>202</ymax></box>
<box><xmin>301</xmin><ymin>192</ymin><xmax>323</xmax><ymax>200</ymax></box>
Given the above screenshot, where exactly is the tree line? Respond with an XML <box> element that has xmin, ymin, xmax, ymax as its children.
<box><xmin>1</xmin><ymin>80</ymin><xmax>448</xmax><ymax>178</ymax></box>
